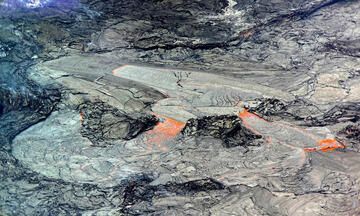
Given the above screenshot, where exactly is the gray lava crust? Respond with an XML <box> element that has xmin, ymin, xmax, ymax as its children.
<box><xmin>1</xmin><ymin>0</ymin><xmax>360</xmax><ymax>215</ymax></box>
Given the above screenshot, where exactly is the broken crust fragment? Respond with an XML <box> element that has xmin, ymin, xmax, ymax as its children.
<box><xmin>79</xmin><ymin>101</ymin><xmax>158</xmax><ymax>146</ymax></box>
<box><xmin>182</xmin><ymin>114</ymin><xmax>262</xmax><ymax>149</ymax></box>
<box><xmin>143</xmin><ymin>112</ymin><xmax>264</xmax><ymax>153</ymax></box>
<box><xmin>337</xmin><ymin>123</ymin><xmax>360</xmax><ymax>152</ymax></box>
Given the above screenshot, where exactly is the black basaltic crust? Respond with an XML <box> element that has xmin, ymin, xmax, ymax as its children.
<box><xmin>250</xmin><ymin>98</ymin><xmax>360</xmax><ymax>127</ymax></box>
<box><xmin>0</xmin><ymin>82</ymin><xmax>60</xmax><ymax>148</ymax></box>
<box><xmin>310</xmin><ymin>103</ymin><xmax>360</xmax><ymax>126</ymax></box>
<box><xmin>338</xmin><ymin>123</ymin><xmax>360</xmax><ymax>152</ymax></box>
<box><xmin>182</xmin><ymin>115</ymin><xmax>262</xmax><ymax>148</ymax></box>
<box><xmin>340</xmin><ymin>124</ymin><xmax>360</xmax><ymax>141</ymax></box>
<box><xmin>79</xmin><ymin>101</ymin><xmax>158</xmax><ymax>146</ymax></box>
<box><xmin>121</xmin><ymin>174</ymin><xmax>225</xmax><ymax>215</ymax></box>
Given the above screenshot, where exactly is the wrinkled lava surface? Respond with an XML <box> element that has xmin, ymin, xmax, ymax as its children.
<box><xmin>1</xmin><ymin>0</ymin><xmax>360</xmax><ymax>215</ymax></box>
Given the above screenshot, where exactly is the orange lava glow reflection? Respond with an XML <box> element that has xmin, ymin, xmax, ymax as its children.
<box><xmin>146</xmin><ymin>114</ymin><xmax>185</xmax><ymax>152</ymax></box>
<box><xmin>112</xmin><ymin>64</ymin><xmax>129</xmax><ymax>76</ymax></box>
<box><xmin>304</xmin><ymin>139</ymin><xmax>345</xmax><ymax>152</ymax></box>
<box><xmin>238</xmin><ymin>109</ymin><xmax>266</xmax><ymax>121</ymax></box>
<box><xmin>79</xmin><ymin>111</ymin><xmax>85</xmax><ymax>123</ymax></box>
<box><xmin>238</xmin><ymin>109</ymin><xmax>267</xmax><ymax>136</ymax></box>
<box><xmin>238</xmin><ymin>110</ymin><xmax>345</xmax><ymax>153</ymax></box>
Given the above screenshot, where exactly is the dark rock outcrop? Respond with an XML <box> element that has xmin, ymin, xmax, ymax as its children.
<box><xmin>80</xmin><ymin>101</ymin><xmax>158</xmax><ymax>146</ymax></box>
<box><xmin>338</xmin><ymin>123</ymin><xmax>360</xmax><ymax>152</ymax></box>
<box><xmin>182</xmin><ymin>115</ymin><xmax>262</xmax><ymax>148</ymax></box>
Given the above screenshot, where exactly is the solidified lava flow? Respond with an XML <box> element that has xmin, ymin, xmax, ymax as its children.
<box><xmin>239</xmin><ymin>109</ymin><xmax>346</xmax><ymax>153</ymax></box>
<box><xmin>1</xmin><ymin>0</ymin><xmax>360</xmax><ymax>215</ymax></box>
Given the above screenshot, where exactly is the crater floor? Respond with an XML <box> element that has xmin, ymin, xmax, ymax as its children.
<box><xmin>1</xmin><ymin>0</ymin><xmax>360</xmax><ymax>215</ymax></box>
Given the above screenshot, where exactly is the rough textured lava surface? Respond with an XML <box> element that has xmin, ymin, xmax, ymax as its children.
<box><xmin>1</xmin><ymin>0</ymin><xmax>360</xmax><ymax>215</ymax></box>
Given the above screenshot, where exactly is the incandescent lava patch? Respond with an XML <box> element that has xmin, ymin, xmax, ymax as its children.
<box><xmin>145</xmin><ymin>113</ymin><xmax>185</xmax><ymax>152</ymax></box>
<box><xmin>239</xmin><ymin>109</ymin><xmax>346</xmax><ymax>153</ymax></box>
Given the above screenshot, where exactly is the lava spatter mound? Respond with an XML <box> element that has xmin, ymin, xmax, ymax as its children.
<box><xmin>248</xmin><ymin>98</ymin><xmax>323</xmax><ymax>122</ymax></box>
<box><xmin>79</xmin><ymin>101</ymin><xmax>158</xmax><ymax>146</ymax></box>
<box><xmin>182</xmin><ymin>115</ymin><xmax>262</xmax><ymax>149</ymax></box>
<box><xmin>310</xmin><ymin>103</ymin><xmax>360</xmax><ymax>126</ymax></box>
<box><xmin>120</xmin><ymin>174</ymin><xmax>225</xmax><ymax>215</ymax></box>
<box><xmin>338</xmin><ymin>123</ymin><xmax>360</xmax><ymax>152</ymax></box>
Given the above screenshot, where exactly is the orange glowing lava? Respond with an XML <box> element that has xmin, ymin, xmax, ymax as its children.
<box><xmin>239</xmin><ymin>109</ymin><xmax>253</xmax><ymax>119</ymax></box>
<box><xmin>238</xmin><ymin>109</ymin><xmax>267</xmax><ymax>122</ymax></box>
<box><xmin>112</xmin><ymin>64</ymin><xmax>129</xmax><ymax>76</ymax></box>
<box><xmin>79</xmin><ymin>111</ymin><xmax>85</xmax><ymax>123</ymax></box>
<box><xmin>318</xmin><ymin>139</ymin><xmax>344</xmax><ymax>152</ymax></box>
<box><xmin>304</xmin><ymin>139</ymin><xmax>345</xmax><ymax>152</ymax></box>
<box><xmin>240</xmin><ymin>29</ymin><xmax>254</xmax><ymax>39</ymax></box>
<box><xmin>146</xmin><ymin>114</ymin><xmax>185</xmax><ymax>152</ymax></box>
<box><xmin>238</xmin><ymin>109</ymin><xmax>267</xmax><ymax>136</ymax></box>
<box><xmin>239</xmin><ymin>110</ymin><xmax>345</xmax><ymax>153</ymax></box>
